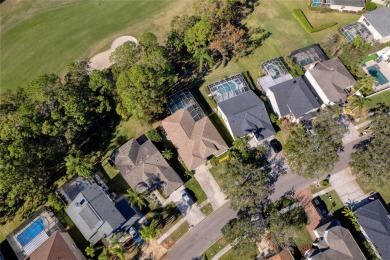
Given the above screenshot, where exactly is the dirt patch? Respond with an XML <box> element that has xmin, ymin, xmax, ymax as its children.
<box><xmin>125</xmin><ymin>240</ymin><xmax>167</xmax><ymax>260</ymax></box>
<box><xmin>89</xmin><ymin>35</ymin><xmax>138</xmax><ymax>70</ymax></box>
<box><xmin>295</xmin><ymin>187</ymin><xmax>321</xmax><ymax>240</ymax></box>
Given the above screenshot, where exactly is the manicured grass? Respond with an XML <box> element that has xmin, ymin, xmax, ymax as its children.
<box><xmin>219</xmin><ymin>243</ymin><xmax>258</xmax><ymax>260</ymax></box>
<box><xmin>293</xmin><ymin>8</ymin><xmax>337</xmax><ymax>33</ymax></box>
<box><xmin>146</xmin><ymin>202</ymin><xmax>183</xmax><ymax>237</ymax></box>
<box><xmin>356</xmin><ymin>178</ymin><xmax>390</xmax><ymax>203</ymax></box>
<box><xmin>294</xmin><ymin>226</ymin><xmax>313</xmax><ymax>249</ymax></box>
<box><xmin>0</xmin><ymin>207</ymin><xmax>24</xmax><ymax>242</ymax></box>
<box><xmin>184</xmin><ymin>178</ymin><xmax>207</xmax><ymax>205</ymax></box>
<box><xmin>210</xmin><ymin>162</ymin><xmax>228</xmax><ymax>190</ymax></box>
<box><xmin>361</xmin><ymin>53</ymin><xmax>379</xmax><ymax>64</ymax></box>
<box><xmin>163</xmin><ymin>221</ymin><xmax>189</xmax><ymax>245</ymax></box>
<box><xmin>1</xmin><ymin>0</ymin><xmax>194</xmax><ymax>91</ymax></box>
<box><xmin>202</xmin><ymin>236</ymin><xmax>229</xmax><ymax>259</ymax></box>
<box><xmin>319</xmin><ymin>190</ymin><xmax>344</xmax><ymax>214</ymax></box>
<box><xmin>365</xmin><ymin>90</ymin><xmax>390</xmax><ymax>109</ymax></box>
<box><xmin>200</xmin><ymin>203</ymin><xmax>213</xmax><ymax>216</ymax></box>
<box><xmin>310</xmin><ymin>182</ymin><xmax>330</xmax><ymax>195</ymax></box>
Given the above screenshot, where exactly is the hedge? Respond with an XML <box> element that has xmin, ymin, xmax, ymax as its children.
<box><xmin>365</xmin><ymin>2</ymin><xmax>377</xmax><ymax>11</ymax></box>
<box><xmin>293</xmin><ymin>9</ymin><xmax>337</xmax><ymax>33</ymax></box>
<box><xmin>307</xmin><ymin>6</ymin><xmax>332</xmax><ymax>12</ymax></box>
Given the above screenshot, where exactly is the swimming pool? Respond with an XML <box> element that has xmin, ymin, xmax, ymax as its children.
<box><xmin>266</xmin><ymin>65</ymin><xmax>281</xmax><ymax>79</ymax></box>
<box><xmin>16</xmin><ymin>218</ymin><xmax>46</xmax><ymax>247</ymax></box>
<box><xmin>367</xmin><ymin>65</ymin><xmax>389</xmax><ymax>85</ymax></box>
<box><xmin>219</xmin><ymin>82</ymin><xmax>237</xmax><ymax>94</ymax></box>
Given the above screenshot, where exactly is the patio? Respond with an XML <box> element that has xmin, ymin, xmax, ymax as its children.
<box><xmin>362</xmin><ymin>59</ymin><xmax>390</xmax><ymax>92</ymax></box>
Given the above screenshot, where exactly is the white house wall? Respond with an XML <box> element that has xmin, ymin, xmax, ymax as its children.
<box><xmin>330</xmin><ymin>4</ymin><xmax>363</xmax><ymax>12</ymax></box>
<box><xmin>304</xmin><ymin>72</ymin><xmax>331</xmax><ymax>105</ymax></box>
<box><xmin>359</xmin><ymin>16</ymin><xmax>390</xmax><ymax>43</ymax></box>
<box><xmin>266</xmin><ymin>91</ymin><xmax>282</xmax><ymax>118</ymax></box>
<box><xmin>217</xmin><ymin>106</ymin><xmax>235</xmax><ymax>140</ymax></box>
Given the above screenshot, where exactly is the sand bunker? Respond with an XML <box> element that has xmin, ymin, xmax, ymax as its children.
<box><xmin>89</xmin><ymin>36</ymin><xmax>138</xmax><ymax>70</ymax></box>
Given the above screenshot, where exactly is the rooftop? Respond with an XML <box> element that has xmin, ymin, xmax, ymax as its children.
<box><xmin>167</xmin><ymin>89</ymin><xmax>205</xmax><ymax>122</ymax></box>
<box><xmin>362</xmin><ymin>7</ymin><xmax>390</xmax><ymax>37</ymax></box>
<box><xmin>291</xmin><ymin>44</ymin><xmax>328</xmax><ymax>70</ymax></box>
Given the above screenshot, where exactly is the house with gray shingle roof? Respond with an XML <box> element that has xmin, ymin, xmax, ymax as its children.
<box><xmin>304</xmin><ymin>58</ymin><xmax>356</xmax><ymax>105</ymax></box>
<box><xmin>355</xmin><ymin>199</ymin><xmax>390</xmax><ymax>259</ymax></box>
<box><xmin>266</xmin><ymin>76</ymin><xmax>321</xmax><ymax>122</ymax></box>
<box><xmin>60</xmin><ymin>177</ymin><xmax>141</xmax><ymax>244</ymax></box>
<box><xmin>359</xmin><ymin>7</ymin><xmax>390</xmax><ymax>43</ymax></box>
<box><xmin>306</xmin><ymin>220</ymin><xmax>366</xmax><ymax>260</ymax></box>
<box><xmin>111</xmin><ymin>136</ymin><xmax>183</xmax><ymax>197</ymax></box>
<box><xmin>217</xmin><ymin>90</ymin><xmax>276</xmax><ymax>142</ymax></box>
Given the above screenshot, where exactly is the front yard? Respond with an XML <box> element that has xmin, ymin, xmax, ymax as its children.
<box><xmin>162</xmin><ymin>221</ymin><xmax>189</xmax><ymax>248</ymax></box>
<box><xmin>319</xmin><ymin>190</ymin><xmax>344</xmax><ymax>214</ymax></box>
<box><xmin>184</xmin><ymin>178</ymin><xmax>207</xmax><ymax>205</ymax></box>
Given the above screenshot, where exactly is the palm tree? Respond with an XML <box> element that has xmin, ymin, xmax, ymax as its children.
<box><xmin>342</xmin><ymin>207</ymin><xmax>360</xmax><ymax>229</ymax></box>
<box><xmin>85</xmin><ymin>243</ymin><xmax>97</xmax><ymax>258</ymax></box>
<box><xmin>98</xmin><ymin>248</ymin><xmax>109</xmax><ymax>260</ymax></box>
<box><xmin>108</xmin><ymin>234</ymin><xmax>125</xmax><ymax>260</ymax></box>
<box><xmin>193</xmin><ymin>47</ymin><xmax>214</xmax><ymax>72</ymax></box>
<box><xmin>353</xmin><ymin>75</ymin><xmax>376</xmax><ymax>96</ymax></box>
<box><xmin>139</xmin><ymin>219</ymin><xmax>158</xmax><ymax>241</ymax></box>
<box><xmin>124</xmin><ymin>188</ymin><xmax>147</xmax><ymax>210</ymax></box>
<box><xmin>351</xmin><ymin>96</ymin><xmax>370</xmax><ymax>117</ymax></box>
<box><xmin>162</xmin><ymin>148</ymin><xmax>173</xmax><ymax>160</ymax></box>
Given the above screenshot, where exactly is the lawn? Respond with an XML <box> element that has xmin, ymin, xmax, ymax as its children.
<box><xmin>209</xmin><ymin>162</ymin><xmax>228</xmax><ymax>190</ymax></box>
<box><xmin>319</xmin><ymin>190</ymin><xmax>344</xmax><ymax>214</ymax></box>
<box><xmin>294</xmin><ymin>226</ymin><xmax>313</xmax><ymax>249</ymax></box>
<box><xmin>356</xmin><ymin>178</ymin><xmax>390</xmax><ymax>203</ymax></box>
<box><xmin>220</xmin><ymin>243</ymin><xmax>258</xmax><ymax>260</ymax></box>
<box><xmin>202</xmin><ymin>236</ymin><xmax>229</xmax><ymax>259</ymax></box>
<box><xmin>1</xmin><ymin>0</ymin><xmax>194</xmax><ymax>91</ymax></box>
<box><xmin>162</xmin><ymin>221</ymin><xmax>189</xmax><ymax>245</ymax></box>
<box><xmin>364</xmin><ymin>90</ymin><xmax>390</xmax><ymax>109</ymax></box>
<box><xmin>200</xmin><ymin>203</ymin><xmax>213</xmax><ymax>216</ymax></box>
<box><xmin>184</xmin><ymin>178</ymin><xmax>207</xmax><ymax>205</ymax></box>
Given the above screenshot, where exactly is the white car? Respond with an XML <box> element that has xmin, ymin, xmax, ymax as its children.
<box><xmin>180</xmin><ymin>189</ymin><xmax>193</xmax><ymax>205</ymax></box>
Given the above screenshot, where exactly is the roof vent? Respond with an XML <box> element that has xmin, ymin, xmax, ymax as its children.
<box><xmin>293</xmin><ymin>80</ymin><xmax>297</xmax><ymax>83</ymax></box>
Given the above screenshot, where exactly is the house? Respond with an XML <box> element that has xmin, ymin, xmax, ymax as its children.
<box><xmin>111</xmin><ymin>136</ymin><xmax>183</xmax><ymax>197</ymax></box>
<box><xmin>6</xmin><ymin>207</ymin><xmax>70</xmax><ymax>260</ymax></box>
<box><xmin>257</xmin><ymin>58</ymin><xmax>293</xmax><ymax>92</ymax></box>
<box><xmin>304</xmin><ymin>58</ymin><xmax>356</xmax><ymax>105</ymax></box>
<box><xmin>266</xmin><ymin>76</ymin><xmax>321</xmax><ymax>122</ymax></box>
<box><xmin>268</xmin><ymin>249</ymin><xmax>294</xmax><ymax>260</ymax></box>
<box><xmin>310</xmin><ymin>0</ymin><xmax>365</xmax><ymax>12</ymax></box>
<box><xmin>355</xmin><ymin>198</ymin><xmax>390</xmax><ymax>259</ymax></box>
<box><xmin>59</xmin><ymin>177</ymin><xmax>141</xmax><ymax>244</ymax></box>
<box><xmin>217</xmin><ymin>90</ymin><xmax>276</xmax><ymax>142</ymax></box>
<box><xmin>29</xmin><ymin>231</ymin><xmax>86</xmax><ymax>260</ymax></box>
<box><xmin>290</xmin><ymin>44</ymin><xmax>328</xmax><ymax>71</ymax></box>
<box><xmin>162</xmin><ymin>109</ymin><xmax>228</xmax><ymax>170</ymax></box>
<box><xmin>358</xmin><ymin>7</ymin><xmax>390</xmax><ymax>43</ymax></box>
<box><xmin>305</xmin><ymin>220</ymin><xmax>366</xmax><ymax>259</ymax></box>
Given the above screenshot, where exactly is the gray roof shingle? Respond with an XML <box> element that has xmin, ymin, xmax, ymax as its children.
<box><xmin>363</xmin><ymin>7</ymin><xmax>390</xmax><ymax>37</ymax></box>
<box><xmin>268</xmin><ymin>76</ymin><xmax>321</xmax><ymax>119</ymax></box>
<box><xmin>331</xmin><ymin>0</ymin><xmax>364</xmax><ymax>7</ymax></box>
<box><xmin>218</xmin><ymin>91</ymin><xmax>276</xmax><ymax>140</ymax></box>
<box><xmin>355</xmin><ymin>199</ymin><xmax>390</xmax><ymax>259</ymax></box>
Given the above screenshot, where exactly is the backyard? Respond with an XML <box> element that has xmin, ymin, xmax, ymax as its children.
<box><xmin>364</xmin><ymin>90</ymin><xmax>390</xmax><ymax>109</ymax></box>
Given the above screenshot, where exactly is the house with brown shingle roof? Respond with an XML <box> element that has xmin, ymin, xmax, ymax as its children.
<box><xmin>304</xmin><ymin>58</ymin><xmax>356</xmax><ymax>105</ymax></box>
<box><xmin>162</xmin><ymin>109</ymin><xmax>229</xmax><ymax>170</ymax></box>
<box><xmin>29</xmin><ymin>231</ymin><xmax>85</xmax><ymax>260</ymax></box>
<box><xmin>111</xmin><ymin>135</ymin><xmax>183</xmax><ymax>197</ymax></box>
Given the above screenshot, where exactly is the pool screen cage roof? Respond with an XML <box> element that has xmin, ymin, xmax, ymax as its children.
<box><xmin>341</xmin><ymin>22</ymin><xmax>373</xmax><ymax>43</ymax></box>
<box><xmin>291</xmin><ymin>44</ymin><xmax>328</xmax><ymax>68</ymax></box>
<box><xmin>261</xmin><ymin>58</ymin><xmax>290</xmax><ymax>78</ymax></box>
<box><xmin>208</xmin><ymin>74</ymin><xmax>251</xmax><ymax>103</ymax></box>
<box><xmin>167</xmin><ymin>89</ymin><xmax>205</xmax><ymax>122</ymax></box>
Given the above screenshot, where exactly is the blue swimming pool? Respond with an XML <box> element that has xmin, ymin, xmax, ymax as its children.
<box><xmin>16</xmin><ymin>218</ymin><xmax>46</xmax><ymax>247</ymax></box>
<box><xmin>219</xmin><ymin>82</ymin><xmax>236</xmax><ymax>94</ymax></box>
<box><xmin>367</xmin><ymin>65</ymin><xmax>389</xmax><ymax>85</ymax></box>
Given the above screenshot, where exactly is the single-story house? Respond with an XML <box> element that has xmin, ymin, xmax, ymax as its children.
<box><xmin>266</xmin><ymin>76</ymin><xmax>321</xmax><ymax>122</ymax></box>
<box><xmin>59</xmin><ymin>177</ymin><xmax>141</xmax><ymax>244</ymax></box>
<box><xmin>217</xmin><ymin>90</ymin><xmax>276</xmax><ymax>142</ymax></box>
<box><xmin>29</xmin><ymin>231</ymin><xmax>86</xmax><ymax>260</ymax></box>
<box><xmin>355</xmin><ymin>198</ymin><xmax>390</xmax><ymax>259</ymax></box>
<box><xmin>111</xmin><ymin>136</ymin><xmax>183</xmax><ymax>197</ymax></box>
<box><xmin>306</xmin><ymin>220</ymin><xmax>365</xmax><ymax>259</ymax></box>
<box><xmin>304</xmin><ymin>58</ymin><xmax>356</xmax><ymax>105</ymax></box>
<box><xmin>162</xmin><ymin>109</ymin><xmax>228</xmax><ymax>170</ymax></box>
<box><xmin>310</xmin><ymin>0</ymin><xmax>365</xmax><ymax>12</ymax></box>
<box><xmin>358</xmin><ymin>7</ymin><xmax>390</xmax><ymax>43</ymax></box>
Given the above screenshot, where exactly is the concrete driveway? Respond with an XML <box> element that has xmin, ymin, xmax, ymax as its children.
<box><xmin>194</xmin><ymin>164</ymin><xmax>227</xmax><ymax>209</ymax></box>
<box><xmin>169</xmin><ymin>186</ymin><xmax>205</xmax><ymax>226</ymax></box>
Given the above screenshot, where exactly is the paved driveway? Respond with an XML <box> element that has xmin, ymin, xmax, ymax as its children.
<box><xmin>169</xmin><ymin>187</ymin><xmax>205</xmax><ymax>226</ymax></box>
<box><xmin>194</xmin><ymin>164</ymin><xmax>227</xmax><ymax>209</ymax></box>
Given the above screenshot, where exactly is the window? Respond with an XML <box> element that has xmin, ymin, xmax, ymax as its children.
<box><xmin>80</xmin><ymin>199</ymin><xmax>85</xmax><ymax>205</ymax></box>
<box><xmin>363</xmin><ymin>18</ymin><xmax>370</xmax><ymax>26</ymax></box>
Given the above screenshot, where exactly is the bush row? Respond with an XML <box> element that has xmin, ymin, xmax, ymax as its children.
<box><xmin>293</xmin><ymin>9</ymin><xmax>337</xmax><ymax>33</ymax></box>
<box><xmin>307</xmin><ymin>6</ymin><xmax>333</xmax><ymax>12</ymax></box>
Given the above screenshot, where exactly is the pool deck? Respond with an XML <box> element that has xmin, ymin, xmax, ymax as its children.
<box><xmin>363</xmin><ymin>60</ymin><xmax>390</xmax><ymax>92</ymax></box>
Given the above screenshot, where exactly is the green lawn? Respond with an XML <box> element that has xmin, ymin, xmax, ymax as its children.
<box><xmin>184</xmin><ymin>178</ymin><xmax>207</xmax><ymax>205</ymax></box>
<box><xmin>319</xmin><ymin>190</ymin><xmax>344</xmax><ymax>214</ymax></box>
<box><xmin>294</xmin><ymin>226</ymin><xmax>313</xmax><ymax>249</ymax></box>
<box><xmin>163</xmin><ymin>221</ymin><xmax>189</xmax><ymax>245</ymax></box>
<box><xmin>1</xmin><ymin>0</ymin><xmax>194</xmax><ymax>91</ymax></box>
<box><xmin>220</xmin><ymin>243</ymin><xmax>258</xmax><ymax>260</ymax></box>
<box><xmin>356</xmin><ymin>178</ymin><xmax>390</xmax><ymax>203</ymax></box>
<box><xmin>310</xmin><ymin>182</ymin><xmax>330</xmax><ymax>195</ymax></box>
<box><xmin>365</xmin><ymin>90</ymin><xmax>390</xmax><ymax>109</ymax></box>
<box><xmin>209</xmin><ymin>162</ymin><xmax>228</xmax><ymax>190</ymax></box>
<box><xmin>202</xmin><ymin>236</ymin><xmax>229</xmax><ymax>259</ymax></box>
<box><xmin>200</xmin><ymin>203</ymin><xmax>213</xmax><ymax>216</ymax></box>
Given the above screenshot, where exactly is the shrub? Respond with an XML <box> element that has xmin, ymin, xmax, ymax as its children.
<box><xmin>365</xmin><ymin>2</ymin><xmax>377</xmax><ymax>11</ymax></box>
<box><xmin>146</xmin><ymin>129</ymin><xmax>162</xmax><ymax>142</ymax></box>
<box><xmin>293</xmin><ymin>9</ymin><xmax>337</xmax><ymax>33</ymax></box>
<box><xmin>321</xmin><ymin>180</ymin><xmax>329</xmax><ymax>187</ymax></box>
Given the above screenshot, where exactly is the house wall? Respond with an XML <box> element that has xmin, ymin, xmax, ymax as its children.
<box><xmin>217</xmin><ymin>106</ymin><xmax>235</xmax><ymax>139</ymax></box>
<box><xmin>358</xmin><ymin>226</ymin><xmax>382</xmax><ymax>258</ymax></box>
<box><xmin>60</xmin><ymin>232</ymin><xmax>86</xmax><ymax>260</ymax></box>
<box><xmin>359</xmin><ymin>16</ymin><xmax>390</xmax><ymax>43</ymax></box>
<box><xmin>265</xmin><ymin>91</ymin><xmax>282</xmax><ymax>118</ymax></box>
<box><xmin>330</xmin><ymin>4</ymin><xmax>364</xmax><ymax>12</ymax></box>
<box><xmin>304</xmin><ymin>72</ymin><xmax>331</xmax><ymax>105</ymax></box>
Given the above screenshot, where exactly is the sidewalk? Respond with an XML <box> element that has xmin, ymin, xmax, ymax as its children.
<box><xmin>312</xmin><ymin>186</ymin><xmax>335</xmax><ymax>198</ymax></box>
<box><xmin>212</xmin><ymin>244</ymin><xmax>232</xmax><ymax>260</ymax></box>
<box><xmin>157</xmin><ymin>218</ymin><xmax>187</xmax><ymax>244</ymax></box>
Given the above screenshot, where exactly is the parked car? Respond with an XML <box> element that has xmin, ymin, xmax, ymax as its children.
<box><xmin>129</xmin><ymin>227</ymin><xmax>142</xmax><ymax>243</ymax></box>
<box><xmin>312</xmin><ymin>197</ymin><xmax>328</xmax><ymax>218</ymax></box>
<box><xmin>180</xmin><ymin>189</ymin><xmax>193</xmax><ymax>205</ymax></box>
<box><xmin>270</xmin><ymin>139</ymin><xmax>282</xmax><ymax>153</ymax></box>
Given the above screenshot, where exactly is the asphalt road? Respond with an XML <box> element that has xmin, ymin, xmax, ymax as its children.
<box><xmin>163</xmin><ymin>203</ymin><xmax>236</xmax><ymax>260</ymax></box>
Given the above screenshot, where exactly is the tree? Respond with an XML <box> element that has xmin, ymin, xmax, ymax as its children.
<box><xmin>139</xmin><ymin>32</ymin><xmax>159</xmax><ymax>51</ymax></box>
<box><xmin>350</xmin><ymin>96</ymin><xmax>370</xmax><ymax>117</ymax></box>
<box><xmin>125</xmin><ymin>188</ymin><xmax>148</xmax><ymax>210</ymax></box>
<box><xmin>193</xmin><ymin>0</ymin><xmax>235</xmax><ymax>26</ymax></box>
<box><xmin>65</xmin><ymin>151</ymin><xmax>93</xmax><ymax>177</ymax></box>
<box><xmin>184</xmin><ymin>20</ymin><xmax>213</xmax><ymax>53</ymax></box>
<box><xmin>321</xmin><ymin>33</ymin><xmax>340</xmax><ymax>56</ymax></box>
<box><xmin>85</xmin><ymin>243</ymin><xmax>97</xmax><ymax>258</ymax></box>
<box><xmin>110</xmin><ymin>41</ymin><xmax>141</xmax><ymax>73</ymax></box>
<box><xmin>162</xmin><ymin>148</ymin><xmax>173</xmax><ymax>160</ymax></box>
<box><xmin>285</xmin><ymin>106</ymin><xmax>347</xmax><ymax>178</ymax></box>
<box><xmin>232</xmin><ymin>137</ymin><xmax>248</xmax><ymax>153</ymax></box>
<box><xmin>193</xmin><ymin>47</ymin><xmax>214</xmax><ymax>72</ymax></box>
<box><xmin>89</xmin><ymin>69</ymin><xmax>114</xmax><ymax>113</ymax></box>
<box><xmin>146</xmin><ymin>129</ymin><xmax>162</xmax><ymax>142</ymax></box>
<box><xmin>139</xmin><ymin>220</ymin><xmax>158</xmax><ymax>241</ymax></box>
<box><xmin>350</xmin><ymin>106</ymin><xmax>390</xmax><ymax>186</ymax></box>
<box><xmin>353</xmin><ymin>75</ymin><xmax>376</xmax><ymax>96</ymax></box>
